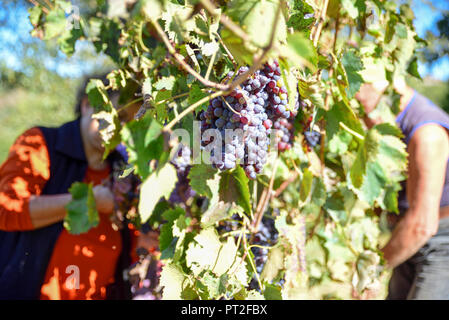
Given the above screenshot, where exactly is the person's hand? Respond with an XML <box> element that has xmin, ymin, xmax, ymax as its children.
<box><xmin>93</xmin><ymin>185</ymin><xmax>114</xmax><ymax>214</ymax></box>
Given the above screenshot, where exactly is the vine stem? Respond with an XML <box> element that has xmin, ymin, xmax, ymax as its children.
<box><xmin>339</xmin><ymin>122</ymin><xmax>364</xmax><ymax>141</ymax></box>
<box><xmin>116</xmin><ymin>97</ymin><xmax>143</xmax><ymax>114</ymax></box>
<box><xmin>313</xmin><ymin>0</ymin><xmax>330</xmax><ymax>47</ymax></box>
<box><xmin>117</xmin><ymin>91</ymin><xmax>194</xmax><ymax>117</ymax></box>
<box><xmin>163</xmin><ymin>90</ymin><xmax>225</xmax><ymax>132</ymax></box>
<box><xmin>273</xmin><ymin>170</ymin><xmax>299</xmax><ymax>198</ymax></box>
<box><xmin>242</xmin><ymin>228</ymin><xmax>264</xmax><ymax>291</ymax></box>
<box><xmin>28</xmin><ymin>0</ymin><xmax>49</xmax><ymax>13</ymax></box>
<box><xmin>205</xmin><ymin>47</ymin><xmax>217</xmax><ymax>81</ymax></box>
<box><xmin>214</xmin><ymin>32</ymin><xmax>238</xmax><ymax>68</ymax></box>
<box><xmin>251</xmin><ymin>157</ymin><xmax>279</xmax><ymax>234</ymax></box>
<box><xmin>150</xmin><ymin>18</ymin><xmax>228</xmax><ymax>91</ymax></box>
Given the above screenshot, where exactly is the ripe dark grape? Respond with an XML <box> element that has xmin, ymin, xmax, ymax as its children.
<box><xmin>304</xmin><ymin>130</ymin><xmax>321</xmax><ymax>147</ymax></box>
<box><xmin>169</xmin><ymin>144</ymin><xmax>196</xmax><ymax>204</ymax></box>
<box><xmin>248</xmin><ymin>216</ymin><xmax>279</xmax><ymax>289</ymax></box>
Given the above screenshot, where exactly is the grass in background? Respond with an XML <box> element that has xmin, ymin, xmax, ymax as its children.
<box><xmin>0</xmin><ymin>77</ymin><xmax>80</xmax><ymax>162</ymax></box>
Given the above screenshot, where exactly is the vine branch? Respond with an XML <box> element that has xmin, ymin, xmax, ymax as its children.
<box><xmin>163</xmin><ymin>90</ymin><xmax>225</xmax><ymax>132</ymax></box>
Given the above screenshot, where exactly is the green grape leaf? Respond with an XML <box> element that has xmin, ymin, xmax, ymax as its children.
<box><xmin>64</xmin><ymin>182</ymin><xmax>99</xmax><ymax>235</ymax></box>
<box><xmin>261</xmin><ymin>246</ymin><xmax>284</xmax><ymax>283</ymax></box>
<box><xmin>188</xmin><ymin>164</ymin><xmax>218</xmax><ymax>198</ymax></box>
<box><xmin>58</xmin><ymin>24</ymin><xmax>84</xmax><ymax>56</ymax></box>
<box><xmin>341</xmin><ymin>50</ymin><xmax>364</xmax><ymax>99</ymax></box>
<box><xmin>160</xmin><ymin>263</ymin><xmax>187</xmax><ymax>300</ymax></box>
<box><xmin>352</xmin><ymin>250</ymin><xmax>382</xmax><ymax>294</ymax></box>
<box><xmin>287</xmin><ymin>0</ymin><xmax>315</xmax><ymax>34</ymax></box>
<box><xmin>299</xmin><ymin>168</ymin><xmax>313</xmax><ymax>202</ymax></box>
<box><xmin>29</xmin><ymin>6</ymin><xmax>42</xmax><ymax>26</ymax></box>
<box><xmin>226</xmin><ymin>0</ymin><xmax>287</xmax><ymax>53</ymax></box>
<box><xmin>154</xmin><ymin>76</ymin><xmax>176</xmax><ymax>91</ymax></box>
<box><xmin>285</xmin><ymin>32</ymin><xmax>317</xmax><ymax>71</ymax></box>
<box><xmin>263</xmin><ymin>284</ymin><xmax>282</xmax><ymax>300</ymax></box>
<box><xmin>159</xmin><ymin>207</ymin><xmax>185</xmax><ymax>255</ymax></box>
<box><xmin>121</xmin><ymin>115</ymin><xmax>164</xmax><ymax>179</ymax></box>
<box><xmin>139</xmin><ymin>163</ymin><xmax>178</xmax><ymax>223</ymax></box>
<box><xmin>341</xmin><ymin>0</ymin><xmax>358</xmax><ymax>19</ymax></box>
<box><xmin>44</xmin><ymin>8</ymin><xmax>67</xmax><ymax>39</ymax></box>
<box><xmin>186</xmin><ymin>228</ymin><xmax>248</xmax><ymax>285</ymax></box>
<box><xmin>219</xmin><ymin>166</ymin><xmax>252</xmax><ymax>215</ymax></box>
<box><xmin>188</xmin><ymin>84</ymin><xmax>209</xmax><ymax>112</ymax></box>
<box><xmin>92</xmin><ymin>108</ymin><xmax>122</xmax><ymax>159</ymax></box>
<box><xmin>86</xmin><ymin>79</ymin><xmax>110</xmax><ymax>111</ymax></box>
<box><xmin>407</xmin><ymin>56</ymin><xmax>422</xmax><ymax>79</ymax></box>
<box><xmin>325</xmin><ymin>101</ymin><xmax>364</xmax><ymax>144</ymax></box>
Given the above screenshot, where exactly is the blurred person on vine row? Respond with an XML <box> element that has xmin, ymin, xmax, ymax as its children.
<box><xmin>355</xmin><ymin>78</ymin><xmax>449</xmax><ymax>299</ymax></box>
<box><xmin>0</xmin><ymin>74</ymin><xmax>158</xmax><ymax>300</ymax></box>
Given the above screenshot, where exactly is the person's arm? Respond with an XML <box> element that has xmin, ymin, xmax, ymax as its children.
<box><xmin>0</xmin><ymin>128</ymin><xmax>114</xmax><ymax>231</ymax></box>
<box><xmin>0</xmin><ymin>128</ymin><xmax>51</xmax><ymax>231</ymax></box>
<box><xmin>28</xmin><ymin>185</ymin><xmax>114</xmax><ymax>229</ymax></box>
<box><xmin>381</xmin><ymin>124</ymin><xmax>449</xmax><ymax>269</ymax></box>
<box><xmin>28</xmin><ymin>193</ymin><xmax>72</xmax><ymax>228</ymax></box>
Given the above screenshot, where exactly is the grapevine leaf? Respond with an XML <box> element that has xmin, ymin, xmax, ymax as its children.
<box><xmin>218</xmin><ymin>167</ymin><xmax>252</xmax><ymax>215</ymax></box>
<box><xmin>64</xmin><ymin>182</ymin><xmax>99</xmax><ymax>235</ymax></box>
<box><xmin>160</xmin><ymin>263</ymin><xmax>187</xmax><ymax>300</ymax></box>
<box><xmin>142</xmin><ymin>77</ymin><xmax>153</xmax><ymax>96</ymax></box>
<box><xmin>261</xmin><ymin>246</ymin><xmax>284</xmax><ymax>283</ymax></box>
<box><xmin>341</xmin><ymin>0</ymin><xmax>358</xmax><ymax>19</ymax></box>
<box><xmin>58</xmin><ymin>25</ymin><xmax>84</xmax><ymax>56</ymax></box>
<box><xmin>93</xmin><ymin>19</ymin><xmax>121</xmax><ymax>63</ymax></box>
<box><xmin>121</xmin><ymin>115</ymin><xmax>164</xmax><ymax>179</ymax></box>
<box><xmin>159</xmin><ymin>207</ymin><xmax>185</xmax><ymax>254</ymax></box>
<box><xmin>299</xmin><ymin>168</ymin><xmax>313</xmax><ymax>202</ymax></box>
<box><xmin>407</xmin><ymin>56</ymin><xmax>422</xmax><ymax>79</ymax></box>
<box><xmin>263</xmin><ymin>284</ymin><xmax>282</xmax><ymax>300</ymax></box>
<box><xmin>285</xmin><ymin>32</ymin><xmax>317</xmax><ymax>71</ymax></box>
<box><xmin>154</xmin><ymin>76</ymin><xmax>176</xmax><ymax>90</ymax></box>
<box><xmin>86</xmin><ymin>79</ymin><xmax>110</xmax><ymax>111</ymax></box>
<box><xmin>325</xmin><ymin>101</ymin><xmax>363</xmax><ymax>144</ymax></box>
<box><xmin>140</xmin><ymin>0</ymin><xmax>164</xmax><ymax>20</ymax></box>
<box><xmin>188</xmin><ymin>164</ymin><xmax>218</xmax><ymax>198</ymax></box>
<box><xmin>139</xmin><ymin>163</ymin><xmax>178</xmax><ymax>223</ymax></box>
<box><xmin>341</xmin><ymin>50</ymin><xmax>364</xmax><ymax>99</ymax></box>
<box><xmin>352</xmin><ymin>251</ymin><xmax>382</xmax><ymax>294</ymax></box>
<box><xmin>44</xmin><ymin>8</ymin><xmax>67</xmax><ymax>39</ymax></box>
<box><xmin>188</xmin><ymin>84</ymin><xmax>209</xmax><ymax>112</ymax></box>
<box><xmin>226</xmin><ymin>0</ymin><xmax>287</xmax><ymax>52</ymax></box>
<box><xmin>287</xmin><ymin>0</ymin><xmax>315</xmax><ymax>34</ymax></box>
<box><xmin>29</xmin><ymin>6</ymin><xmax>42</xmax><ymax>26</ymax></box>
<box><xmin>92</xmin><ymin>108</ymin><xmax>122</xmax><ymax>159</ymax></box>
<box><xmin>186</xmin><ymin>228</ymin><xmax>248</xmax><ymax>285</ymax></box>
<box><xmin>246</xmin><ymin>290</ymin><xmax>265</xmax><ymax>300</ymax></box>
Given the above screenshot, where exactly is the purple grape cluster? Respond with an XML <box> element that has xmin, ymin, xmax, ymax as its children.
<box><xmin>199</xmin><ymin>61</ymin><xmax>298</xmax><ymax>179</ymax></box>
<box><xmin>169</xmin><ymin>144</ymin><xmax>196</xmax><ymax>204</ymax></box>
<box><xmin>304</xmin><ymin>130</ymin><xmax>321</xmax><ymax>148</ymax></box>
<box><xmin>251</xmin><ymin>216</ymin><xmax>278</xmax><ymax>274</ymax></box>
<box><xmin>274</xmin><ymin>117</ymin><xmax>294</xmax><ymax>152</ymax></box>
<box><xmin>127</xmin><ymin>248</ymin><xmax>163</xmax><ymax>300</ymax></box>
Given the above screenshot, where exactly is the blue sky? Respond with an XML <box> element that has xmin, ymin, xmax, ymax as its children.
<box><xmin>410</xmin><ymin>0</ymin><xmax>449</xmax><ymax>80</ymax></box>
<box><xmin>0</xmin><ymin>0</ymin><xmax>448</xmax><ymax>80</ymax></box>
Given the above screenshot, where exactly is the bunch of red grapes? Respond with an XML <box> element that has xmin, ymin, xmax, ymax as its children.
<box><xmin>199</xmin><ymin>60</ymin><xmax>300</xmax><ymax>179</ymax></box>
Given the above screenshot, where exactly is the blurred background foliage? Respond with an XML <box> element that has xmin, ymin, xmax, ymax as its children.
<box><xmin>0</xmin><ymin>0</ymin><xmax>113</xmax><ymax>161</ymax></box>
<box><xmin>0</xmin><ymin>0</ymin><xmax>447</xmax><ymax>161</ymax></box>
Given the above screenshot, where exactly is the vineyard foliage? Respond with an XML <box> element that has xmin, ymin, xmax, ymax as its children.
<box><xmin>28</xmin><ymin>0</ymin><xmax>422</xmax><ymax>299</ymax></box>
